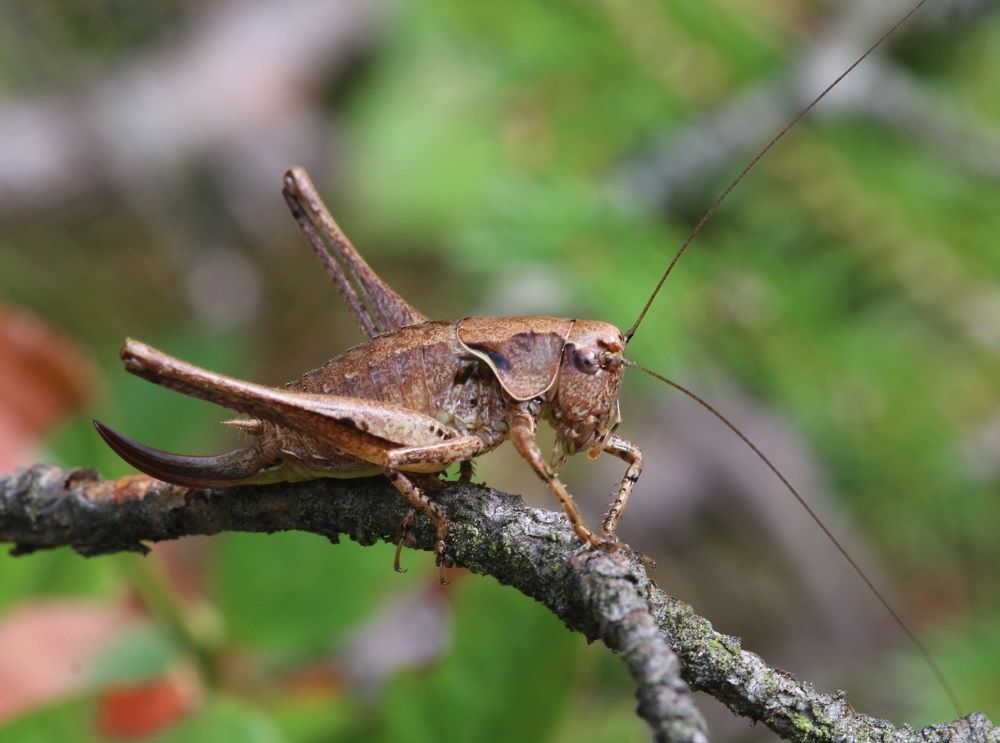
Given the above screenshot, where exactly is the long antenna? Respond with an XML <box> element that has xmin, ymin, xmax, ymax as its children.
<box><xmin>624</xmin><ymin>0</ymin><xmax>931</xmax><ymax>344</ymax></box>
<box><xmin>625</xmin><ymin>360</ymin><xmax>963</xmax><ymax>716</ymax></box>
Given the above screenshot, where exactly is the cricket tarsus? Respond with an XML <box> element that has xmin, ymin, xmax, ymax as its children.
<box><xmin>393</xmin><ymin>509</ymin><xmax>418</xmax><ymax>574</ymax></box>
<box><xmin>625</xmin><ymin>360</ymin><xmax>964</xmax><ymax>717</ymax></box>
<box><xmin>625</xmin><ymin>0</ymin><xmax>932</xmax><ymax>344</ymax></box>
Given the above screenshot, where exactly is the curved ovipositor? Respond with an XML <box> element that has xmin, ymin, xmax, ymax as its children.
<box><xmin>92</xmin><ymin>420</ymin><xmax>267</xmax><ymax>488</ymax></box>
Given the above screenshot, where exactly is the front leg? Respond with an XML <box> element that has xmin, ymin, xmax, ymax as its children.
<box><xmin>599</xmin><ymin>435</ymin><xmax>643</xmax><ymax>541</ymax></box>
<box><xmin>508</xmin><ymin>409</ymin><xmax>601</xmax><ymax>548</ymax></box>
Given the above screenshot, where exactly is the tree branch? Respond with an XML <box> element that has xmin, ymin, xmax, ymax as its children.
<box><xmin>0</xmin><ymin>464</ymin><xmax>995</xmax><ymax>742</ymax></box>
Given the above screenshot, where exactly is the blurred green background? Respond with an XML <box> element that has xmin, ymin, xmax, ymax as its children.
<box><xmin>1</xmin><ymin>0</ymin><xmax>999</xmax><ymax>740</ymax></box>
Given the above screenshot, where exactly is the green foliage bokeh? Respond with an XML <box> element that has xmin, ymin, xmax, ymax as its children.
<box><xmin>1</xmin><ymin>0</ymin><xmax>999</xmax><ymax>739</ymax></box>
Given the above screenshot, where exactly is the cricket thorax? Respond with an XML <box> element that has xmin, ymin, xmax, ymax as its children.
<box><xmin>454</xmin><ymin>315</ymin><xmax>626</xmax><ymax>456</ymax></box>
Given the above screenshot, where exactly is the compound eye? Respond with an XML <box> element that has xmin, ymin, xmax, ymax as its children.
<box><xmin>572</xmin><ymin>348</ymin><xmax>599</xmax><ymax>375</ymax></box>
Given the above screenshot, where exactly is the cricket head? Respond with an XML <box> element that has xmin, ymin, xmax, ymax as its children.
<box><xmin>549</xmin><ymin>320</ymin><xmax>625</xmax><ymax>455</ymax></box>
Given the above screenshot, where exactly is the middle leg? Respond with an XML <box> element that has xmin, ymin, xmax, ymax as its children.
<box><xmin>383</xmin><ymin>436</ymin><xmax>485</xmax><ymax>582</ymax></box>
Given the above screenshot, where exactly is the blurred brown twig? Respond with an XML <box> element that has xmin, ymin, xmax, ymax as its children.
<box><xmin>0</xmin><ymin>0</ymin><xmax>386</xmax><ymax>219</ymax></box>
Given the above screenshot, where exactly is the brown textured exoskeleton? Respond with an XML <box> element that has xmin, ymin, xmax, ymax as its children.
<box><xmin>95</xmin><ymin>167</ymin><xmax>643</xmax><ymax>582</ymax></box>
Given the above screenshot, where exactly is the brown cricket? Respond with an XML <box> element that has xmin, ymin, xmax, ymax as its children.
<box><xmin>93</xmin><ymin>0</ymin><xmax>966</xmax><ymax>710</ymax></box>
<box><xmin>89</xmin><ymin>0</ymin><xmax>928</xmax><ymax>587</ymax></box>
<box><xmin>95</xmin><ymin>166</ymin><xmax>643</xmax><ymax>581</ymax></box>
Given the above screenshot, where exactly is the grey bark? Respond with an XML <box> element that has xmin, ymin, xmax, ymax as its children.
<box><xmin>1</xmin><ymin>464</ymin><xmax>996</xmax><ymax>743</ymax></box>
